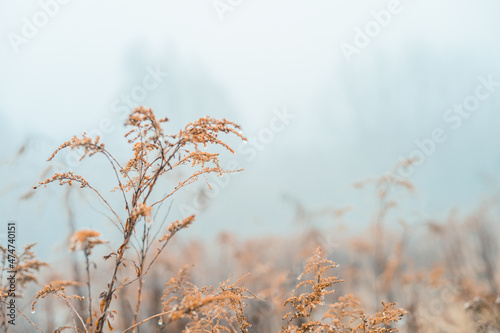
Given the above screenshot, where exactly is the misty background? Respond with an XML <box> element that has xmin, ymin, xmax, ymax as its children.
<box><xmin>1</xmin><ymin>0</ymin><xmax>500</xmax><ymax>260</ymax></box>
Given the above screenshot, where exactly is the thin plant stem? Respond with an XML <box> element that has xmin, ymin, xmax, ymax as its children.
<box><xmin>0</xmin><ymin>300</ymin><xmax>44</xmax><ymax>333</ymax></box>
<box><xmin>85</xmin><ymin>251</ymin><xmax>93</xmax><ymax>330</ymax></box>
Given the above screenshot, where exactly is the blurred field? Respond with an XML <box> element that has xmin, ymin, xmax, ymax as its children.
<box><xmin>1</xmin><ymin>108</ymin><xmax>499</xmax><ymax>333</ymax></box>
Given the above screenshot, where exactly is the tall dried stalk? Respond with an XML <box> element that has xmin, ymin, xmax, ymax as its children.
<box><xmin>34</xmin><ymin>107</ymin><xmax>246</xmax><ymax>332</ymax></box>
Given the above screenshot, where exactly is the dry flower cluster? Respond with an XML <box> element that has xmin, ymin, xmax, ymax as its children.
<box><xmin>281</xmin><ymin>248</ymin><xmax>406</xmax><ymax>333</ymax></box>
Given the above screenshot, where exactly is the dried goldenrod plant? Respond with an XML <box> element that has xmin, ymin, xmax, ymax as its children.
<box><xmin>0</xmin><ymin>243</ymin><xmax>48</xmax><ymax>297</ymax></box>
<box><xmin>0</xmin><ymin>243</ymin><xmax>48</xmax><ymax>332</ymax></box>
<box><xmin>121</xmin><ymin>266</ymin><xmax>257</xmax><ymax>333</ymax></box>
<box><xmin>281</xmin><ymin>247</ymin><xmax>407</xmax><ymax>333</ymax></box>
<box><xmin>324</xmin><ymin>295</ymin><xmax>407</xmax><ymax>332</ymax></box>
<box><xmin>282</xmin><ymin>247</ymin><xmax>344</xmax><ymax>331</ymax></box>
<box><xmin>31</xmin><ymin>282</ymin><xmax>86</xmax><ymax>333</ymax></box>
<box><xmin>33</xmin><ymin>107</ymin><xmax>246</xmax><ymax>332</ymax></box>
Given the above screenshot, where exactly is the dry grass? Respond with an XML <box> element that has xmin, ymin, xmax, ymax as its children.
<box><xmin>1</xmin><ymin>107</ymin><xmax>499</xmax><ymax>332</ymax></box>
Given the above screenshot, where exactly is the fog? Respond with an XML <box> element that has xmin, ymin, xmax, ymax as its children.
<box><xmin>1</xmin><ymin>0</ymin><xmax>500</xmax><ymax>259</ymax></box>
